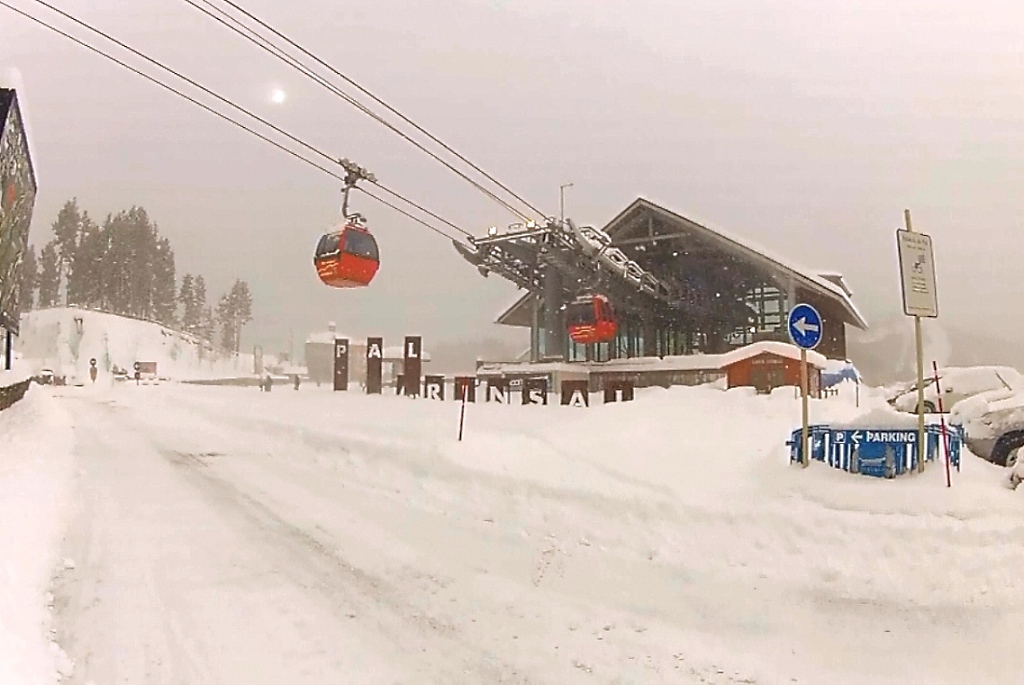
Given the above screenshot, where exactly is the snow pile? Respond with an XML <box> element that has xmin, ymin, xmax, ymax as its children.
<box><xmin>0</xmin><ymin>390</ymin><xmax>75</xmax><ymax>683</ymax></box>
<box><xmin>0</xmin><ymin>359</ymin><xmax>32</xmax><ymax>388</ymax></box>
<box><xmin>16</xmin><ymin>307</ymin><xmax>265</xmax><ymax>381</ymax></box>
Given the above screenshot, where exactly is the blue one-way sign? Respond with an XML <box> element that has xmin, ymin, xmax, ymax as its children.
<box><xmin>787</xmin><ymin>303</ymin><xmax>823</xmax><ymax>350</ymax></box>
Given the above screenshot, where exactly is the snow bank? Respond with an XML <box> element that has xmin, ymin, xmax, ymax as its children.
<box><xmin>16</xmin><ymin>307</ymin><xmax>264</xmax><ymax>381</ymax></box>
<box><xmin>0</xmin><ymin>389</ymin><xmax>75</xmax><ymax>684</ymax></box>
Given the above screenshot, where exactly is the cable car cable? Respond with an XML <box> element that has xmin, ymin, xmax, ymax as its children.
<box><xmin>4</xmin><ymin>0</ymin><xmax>471</xmax><ymax>243</ymax></box>
<box><xmin>194</xmin><ymin>0</ymin><xmax>549</xmax><ymax>222</ymax></box>
<box><xmin>181</xmin><ymin>0</ymin><xmax>534</xmax><ymax>223</ymax></box>
<box><xmin>1</xmin><ymin>0</ymin><xmax>345</xmax><ymax>184</ymax></box>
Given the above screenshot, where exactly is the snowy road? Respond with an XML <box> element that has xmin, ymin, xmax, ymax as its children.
<box><xmin>37</xmin><ymin>383</ymin><xmax>1024</xmax><ymax>684</ymax></box>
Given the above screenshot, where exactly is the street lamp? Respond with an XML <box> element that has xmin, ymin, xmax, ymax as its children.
<box><xmin>559</xmin><ymin>182</ymin><xmax>574</xmax><ymax>223</ymax></box>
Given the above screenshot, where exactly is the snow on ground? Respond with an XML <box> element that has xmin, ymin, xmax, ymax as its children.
<box><xmin>16</xmin><ymin>307</ymin><xmax>263</xmax><ymax>381</ymax></box>
<box><xmin>14</xmin><ymin>378</ymin><xmax>1020</xmax><ymax>684</ymax></box>
<box><xmin>0</xmin><ymin>388</ymin><xmax>75</xmax><ymax>684</ymax></box>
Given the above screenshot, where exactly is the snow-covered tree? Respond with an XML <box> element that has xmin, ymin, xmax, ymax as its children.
<box><xmin>18</xmin><ymin>244</ymin><xmax>37</xmax><ymax>312</ymax></box>
<box><xmin>152</xmin><ymin>237</ymin><xmax>177</xmax><ymax>327</ymax></box>
<box><xmin>50</xmin><ymin>199</ymin><xmax>82</xmax><ymax>304</ymax></box>
<box><xmin>215</xmin><ymin>279</ymin><xmax>253</xmax><ymax>353</ymax></box>
<box><xmin>68</xmin><ymin>211</ymin><xmax>102</xmax><ymax>307</ymax></box>
<box><xmin>37</xmin><ymin>241</ymin><xmax>60</xmax><ymax>308</ymax></box>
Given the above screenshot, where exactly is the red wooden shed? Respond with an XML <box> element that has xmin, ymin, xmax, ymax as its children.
<box><xmin>720</xmin><ymin>342</ymin><xmax>827</xmax><ymax>396</ymax></box>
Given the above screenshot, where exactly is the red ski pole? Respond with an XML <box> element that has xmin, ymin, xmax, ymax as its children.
<box><xmin>457</xmin><ymin>383</ymin><xmax>467</xmax><ymax>441</ymax></box>
<box><xmin>932</xmin><ymin>361</ymin><xmax>952</xmax><ymax>488</ymax></box>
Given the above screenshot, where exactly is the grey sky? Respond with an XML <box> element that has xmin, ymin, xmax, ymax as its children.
<box><xmin>4</xmin><ymin>0</ymin><xmax>1024</xmax><ymax>354</ymax></box>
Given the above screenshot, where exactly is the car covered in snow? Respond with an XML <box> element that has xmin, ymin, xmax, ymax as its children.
<box><xmin>950</xmin><ymin>389</ymin><xmax>1024</xmax><ymax>466</ymax></box>
<box><xmin>889</xmin><ymin>366</ymin><xmax>1023</xmax><ymax>414</ymax></box>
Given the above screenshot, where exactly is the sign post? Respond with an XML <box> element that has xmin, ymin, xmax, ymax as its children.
<box><xmin>896</xmin><ymin>210</ymin><xmax>939</xmax><ymax>473</ymax></box>
<box><xmin>89</xmin><ymin>358</ymin><xmax>97</xmax><ymax>384</ymax></box>
<box><xmin>787</xmin><ymin>303</ymin><xmax>823</xmax><ymax>468</ymax></box>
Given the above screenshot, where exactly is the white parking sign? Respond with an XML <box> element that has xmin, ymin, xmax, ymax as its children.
<box><xmin>897</xmin><ymin>229</ymin><xmax>938</xmax><ymax>318</ymax></box>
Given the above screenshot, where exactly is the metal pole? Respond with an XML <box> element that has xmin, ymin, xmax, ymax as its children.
<box><xmin>801</xmin><ymin>348</ymin><xmax>810</xmax><ymax>468</ymax></box>
<box><xmin>4</xmin><ymin>330</ymin><xmax>12</xmax><ymax>371</ymax></box>
<box><xmin>559</xmin><ymin>182</ymin><xmax>573</xmax><ymax>223</ymax></box>
<box><xmin>458</xmin><ymin>385</ymin><xmax>467</xmax><ymax>441</ymax></box>
<box><xmin>906</xmin><ymin>209</ymin><xmax>927</xmax><ymax>473</ymax></box>
<box><xmin>933</xmin><ymin>361</ymin><xmax>952</xmax><ymax>487</ymax></box>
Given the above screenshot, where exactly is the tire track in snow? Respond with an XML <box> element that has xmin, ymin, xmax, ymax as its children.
<box><xmin>52</xmin><ymin>395</ymin><xmax>536</xmax><ymax>684</ymax></box>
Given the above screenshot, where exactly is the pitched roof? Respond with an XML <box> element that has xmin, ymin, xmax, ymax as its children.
<box><xmin>497</xmin><ymin>197</ymin><xmax>868</xmax><ymax>330</ymax></box>
<box><xmin>606</xmin><ymin>198</ymin><xmax>868</xmax><ymax>329</ymax></box>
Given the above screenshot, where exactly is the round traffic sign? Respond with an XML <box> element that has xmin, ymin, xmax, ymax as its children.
<box><xmin>89</xmin><ymin>358</ymin><xmax>97</xmax><ymax>367</ymax></box>
<box><xmin>787</xmin><ymin>303</ymin><xmax>824</xmax><ymax>350</ymax></box>
<box><xmin>133</xmin><ymin>361</ymin><xmax>140</xmax><ymax>371</ymax></box>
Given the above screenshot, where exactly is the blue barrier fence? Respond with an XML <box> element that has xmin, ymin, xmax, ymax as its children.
<box><xmin>788</xmin><ymin>425</ymin><xmax>963</xmax><ymax>478</ymax></box>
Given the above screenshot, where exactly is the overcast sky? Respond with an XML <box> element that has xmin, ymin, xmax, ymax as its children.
<box><xmin>4</xmin><ymin>0</ymin><xmax>1024</xmax><ymax>354</ymax></box>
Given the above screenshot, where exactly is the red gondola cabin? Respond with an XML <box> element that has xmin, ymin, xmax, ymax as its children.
<box><xmin>314</xmin><ymin>223</ymin><xmax>380</xmax><ymax>288</ymax></box>
<box><xmin>566</xmin><ymin>294</ymin><xmax>618</xmax><ymax>344</ymax></box>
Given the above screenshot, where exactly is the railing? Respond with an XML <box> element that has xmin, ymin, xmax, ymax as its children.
<box><xmin>788</xmin><ymin>424</ymin><xmax>963</xmax><ymax>478</ymax></box>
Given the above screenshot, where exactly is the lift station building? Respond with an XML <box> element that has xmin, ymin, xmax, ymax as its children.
<box><xmin>455</xmin><ymin>197</ymin><xmax>867</xmax><ymax>373</ymax></box>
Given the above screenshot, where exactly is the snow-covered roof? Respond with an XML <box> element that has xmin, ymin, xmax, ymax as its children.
<box><xmin>305</xmin><ymin>331</ymin><xmax>356</xmax><ymax>344</ymax></box>
<box><xmin>719</xmin><ymin>341</ymin><xmax>828</xmax><ymax>369</ymax></box>
<box><xmin>610</xmin><ymin>198</ymin><xmax>868</xmax><ymax>329</ymax></box>
<box><xmin>496</xmin><ymin>198</ymin><xmax>868</xmax><ymax>330</ymax></box>
<box><xmin>0</xmin><ymin>71</ymin><xmax>38</xmax><ymax>187</ymax></box>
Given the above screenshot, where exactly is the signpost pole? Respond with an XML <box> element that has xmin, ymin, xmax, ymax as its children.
<box><xmin>904</xmin><ymin>209</ymin><xmax>927</xmax><ymax>474</ymax></box>
<box><xmin>787</xmin><ymin>303</ymin><xmax>822</xmax><ymax>469</ymax></box>
<box><xmin>800</xmin><ymin>348</ymin><xmax>810</xmax><ymax>468</ymax></box>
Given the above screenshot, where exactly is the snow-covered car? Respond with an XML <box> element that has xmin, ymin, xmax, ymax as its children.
<box><xmin>950</xmin><ymin>389</ymin><xmax>1024</xmax><ymax>466</ymax></box>
<box><xmin>32</xmin><ymin>369</ymin><xmax>55</xmax><ymax>385</ymax></box>
<box><xmin>890</xmin><ymin>366</ymin><xmax>1023</xmax><ymax>414</ymax></box>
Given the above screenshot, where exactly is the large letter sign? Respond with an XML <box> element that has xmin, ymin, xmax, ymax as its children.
<box><xmin>486</xmin><ymin>378</ymin><xmax>510</xmax><ymax>403</ymax></box>
<box><xmin>561</xmin><ymin>380</ymin><xmax>589</xmax><ymax>407</ymax></box>
<box><xmin>333</xmin><ymin>338</ymin><xmax>350</xmax><ymax>391</ymax></box>
<box><xmin>403</xmin><ymin>336</ymin><xmax>422</xmax><ymax>397</ymax></box>
<box><xmin>603</xmin><ymin>379</ymin><xmax>634</xmax><ymax>403</ymax></box>
<box><xmin>366</xmin><ymin>336</ymin><xmax>383</xmax><ymax>394</ymax></box>
<box><xmin>523</xmin><ymin>377</ymin><xmax>548</xmax><ymax>405</ymax></box>
<box><xmin>424</xmin><ymin>375</ymin><xmax>445</xmax><ymax>400</ymax></box>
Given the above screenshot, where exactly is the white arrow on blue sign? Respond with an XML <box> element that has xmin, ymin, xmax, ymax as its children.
<box><xmin>787</xmin><ymin>303</ymin><xmax>823</xmax><ymax>350</ymax></box>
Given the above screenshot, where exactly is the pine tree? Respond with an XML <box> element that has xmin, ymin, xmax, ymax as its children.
<box><xmin>51</xmin><ymin>199</ymin><xmax>82</xmax><ymax>305</ymax></box>
<box><xmin>101</xmin><ymin>212</ymin><xmax>132</xmax><ymax>315</ymax></box>
<box><xmin>192</xmin><ymin>275</ymin><xmax>208</xmax><ymax>330</ymax></box>
<box><xmin>18</xmin><ymin>244</ymin><xmax>37</xmax><ymax>312</ymax></box>
<box><xmin>215</xmin><ymin>279</ymin><xmax>254</xmax><ymax>354</ymax></box>
<box><xmin>37</xmin><ymin>242</ymin><xmax>60</xmax><ymax>308</ymax></box>
<box><xmin>68</xmin><ymin>211</ymin><xmax>101</xmax><ymax>308</ymax></box>
<box><xmin>126</xmin><ymin>207</ymin><xmax>157</xmax><ymax>319</ymax></box>
<box><xmin>151</xmin><ymin>237</ymin><xmax>177</xmax><ymax>326</ymax></box>
<box><xmin>199</xmin><ymin>305</ymin><xmax>215</xmax><ymax>348</ymax></box>
<box><xmin>230</xmin><ymin>279</ymin><xmax>253</xmax><ymax>353</ymax></box>
<box><xmin>178</xmin><ymin>274</ymin><xmax>195</xmax><ymax>333</ymax></box>
<box><xmin>217</xmin><ymin>292</ymin><xmax>235</xmax><ymax>352</ymax></box>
